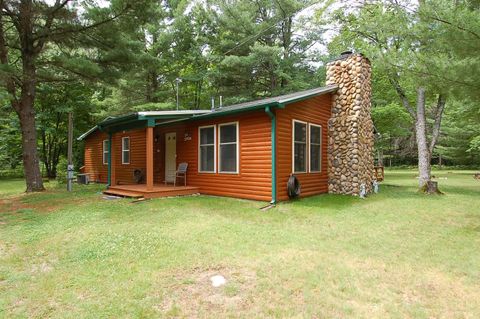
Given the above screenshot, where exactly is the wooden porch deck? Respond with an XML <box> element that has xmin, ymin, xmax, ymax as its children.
<box><xmin>103</xmin><ymin>184</ymin><xmax>200</xmax><ymax>199</ymax></box>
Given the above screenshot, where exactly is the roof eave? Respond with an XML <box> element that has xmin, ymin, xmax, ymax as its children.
<box><xmin>77</xmin><ymin>125</ymin><xmax>99</xmax><ymax>141</ymax></box>
<box><xmin>97</xmin><ymin>113</ymin><xmax>139</xmax><ymax>128</ymax></box>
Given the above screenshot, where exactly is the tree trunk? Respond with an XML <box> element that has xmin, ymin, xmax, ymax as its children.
<box><xmin>377</xmin><ymin>149</ymin><xmax>384</xmax><ymax>166</ymax></box>
<box><xmin>415</xmin><ymin>87</ymin><xmax>431</xmax><ymax>188</ymax></box>
<box><xmin>18</xmin><ymin>52</ymin><xmax>44</xmax><ymax>191</ymax></box>
<box><xmin>18</xmin><ymin>103</ymin><xmax>44</xmax><ymax>191</ymax></box>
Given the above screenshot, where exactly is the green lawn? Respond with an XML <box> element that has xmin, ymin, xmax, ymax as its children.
<box><xmin>0</xmin><ymin>170</ymin><xmax>479</xmax><ymax>318</ymax></box>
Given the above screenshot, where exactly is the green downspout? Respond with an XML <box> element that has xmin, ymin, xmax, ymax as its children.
<box><xmin>265</xmin><ymin>106</ymin><xmax>276</xmax><ymax>204</ymax></box>
<box><xmin>107</xmin><ymin>132</ymin><xmax>112</xmax><ymax>187</ymax></box>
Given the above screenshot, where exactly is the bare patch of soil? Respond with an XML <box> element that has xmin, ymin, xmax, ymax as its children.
<box><xmin>0</xmin><ymin>194</ymin><xmax>100</xmax><ymax>222</ymax></box>
<box><xmin>155</xmin><ymin>266</ymin><xmax>257</xmax><ymax>317</ymax></box>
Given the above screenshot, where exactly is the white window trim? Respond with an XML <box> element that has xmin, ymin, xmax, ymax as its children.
<box><xmin>292</xmin><ymin>119</ymin><xmax>308</xmax><ymax>174</ymax></box>
<box><xmin>102</xmin><ymin>140</ymin><xmax>108</xmax><ymax>165</ymax></box>
<box><xmin>198</xmin><ymin>125</ymin><xmax>216</xmax><ymax>173</ymax></box>
<box><xmin>308</xmin><ymin>123</ymin><xmax>322</xmax><ymax>173</ymax></box>
<box><xmin>218</xmin><ymin>121</ymin><xmax>239</xmax><ymax>174</ymax></box>
<box><xmin>121</xmin><ymin>136</ymin><xmax>130</xmax><ymax>165</ymax></box>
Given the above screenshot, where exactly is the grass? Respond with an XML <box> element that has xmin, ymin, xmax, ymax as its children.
<box><xmin>0</xmin><ymin>170</ymin><xmax>479</xmax><ymax>318</ymax></box>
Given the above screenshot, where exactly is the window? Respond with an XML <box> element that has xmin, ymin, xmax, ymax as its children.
<box><xmin>102</xmin><ymin>140</ymin><xmax>108</xmax><ymax>165</ymax></box>
<box><xmin>122</xmin><ymin>137</ymin><xmax>130</xmax><ymax>164</ymax></box>
<box><xmin>293</xmin><ymin>120</ymin><xmax>307</xmax><ymax>173</ymax></box>
<box><xmin>309</xmin><ymin>124</ymin><xmax>322</xmax><ymax>172</ymax></box>
<box><xmin>199</xmin><ymin>125</ymin><xmax>216</xmax><ymax>172</ymax></box>
<box><xmin>219</xmin><ymin>122</ymin><xmax>238</xmax><ymax>173</ymax></box>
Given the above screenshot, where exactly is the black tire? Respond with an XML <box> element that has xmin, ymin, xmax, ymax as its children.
<box><xmin>287</xmin><ymin>174</ymin><xmax>301</xmax><ymax>198</ymax></box>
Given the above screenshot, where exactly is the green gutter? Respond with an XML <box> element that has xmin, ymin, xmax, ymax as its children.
<box><xmin>107</xmin><ymin>133</ymin><xmax>112</xmax><ymax>187</ymax></box>
<box><xmin>265</xmin><ymin>106</ymin><xmax>277</xmax><ymax>205</ymax></box>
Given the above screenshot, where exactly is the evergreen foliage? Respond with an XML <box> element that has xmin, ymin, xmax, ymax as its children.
<box><xmin>0</xmin><ymin>0</ymin><xmax>478</xmax><ymax>183</ymax></box>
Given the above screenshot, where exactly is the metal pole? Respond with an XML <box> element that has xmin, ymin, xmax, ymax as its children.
<box><xmin>67</xmin><ymin>112</ymin><xmax>74</xmax><ymax>191</ymax></box>
<box><xmin>176</xmin><ymin>77</ymin><xmax>180</xmax><ymax>110</ymax></box>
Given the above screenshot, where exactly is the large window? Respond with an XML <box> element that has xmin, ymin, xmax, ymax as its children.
<box><xmin>309</xmin><ymin>124</ymin><xmax>322</xmax><ymax>172</ymax></box>
<box><xmin>219</xmin><ymin>122</ymin><xmax>238</xmax><ymax>173</ymax></box>
<box><xmin>102</xmin><ymin>140</ymin><xmax>108</xmax><ymax>165</ymax></box>
<box><xmin>199</xmin><ymin>125</ymin><xmax>216</xmax><ymax>172</ymax></box>
<box><xmin>122</xmin><ymin>137</ymin><xmax>130</xmax><ymax>164</ymax></box>
<box><xmin>293</xmin><ymin>120</ymin><xmax>307</xmax><ymax>173</ymax></box>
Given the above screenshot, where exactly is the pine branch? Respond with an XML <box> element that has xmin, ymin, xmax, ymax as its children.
<box><xmin>33</xmin><ymin>4</ymin><xmax>131</xmax><ymax>43</ymax></box>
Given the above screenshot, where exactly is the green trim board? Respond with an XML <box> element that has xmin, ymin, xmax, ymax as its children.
<box><xmin>265</xmin><ymin>106</ymin><xmax>277</xmax><ymax>204</ymax></box>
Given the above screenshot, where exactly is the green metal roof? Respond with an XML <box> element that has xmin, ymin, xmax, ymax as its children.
<box><xmin>199</xmin><ymin>85</ymin><xmax>338</xmax><ymax>118</ymax></box>
<box><xmin>77</xmin><ymin>111</ymin><xmax>210</xmax><ymax>140</ymax></box>
<box><xmin>78</xmin><ymin>85</ymin><xmax>338</xmax><ymax>140</ymax></box>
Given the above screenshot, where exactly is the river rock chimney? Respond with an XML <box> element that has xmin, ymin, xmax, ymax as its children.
<box><xmin>326</xmin><ymin>52</ymin><xmax>375</xmax><ymax>195</ymax></box>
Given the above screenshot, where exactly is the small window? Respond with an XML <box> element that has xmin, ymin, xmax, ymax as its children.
<box><xmin>102</xmin><ymin>140</ymin><xmax>108</xmax><ymax>165</ymax></box>
<box><xmin>199</xmin><ymin>126</ymin><xmax>215</xmax><ymax>172</ymax></box>
<box><xmin>309</xmin><ymin>124</ymin><xmax>321</xmax><ymax>172</ymax></box>
<box><xmin>293</xmin><ymin>120</ymin><xmax>307</xmax><ymax>173</ymax></box>
<box><xmin>219</xmin><ymin>122</ymin><xmax>238</xmax><ymax>173</ymax></box>
<box><xmin>122</xmin><ymin>137</ymin><xmax>130</xmax><ymax>164</ymax></box>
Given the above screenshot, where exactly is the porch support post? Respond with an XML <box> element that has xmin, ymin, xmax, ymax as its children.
<box><xmin>146</xmin><ymin>119</ymin><xmax>155</xmax><ymax>191</ymax></box>
<box><xmin>107</xmin><ymin>133</ymin><xmax>112</xmax><ymax>187</ymax></box>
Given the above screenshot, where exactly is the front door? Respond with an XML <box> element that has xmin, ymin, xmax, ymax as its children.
<box><xmin>165</xmin><ymin>132</ymin><xmax>177</xmax><ymax>183</ymax></box>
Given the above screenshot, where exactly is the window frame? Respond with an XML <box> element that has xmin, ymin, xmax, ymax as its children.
<box><xmin>121</xmin><ymin>136</ymin><xmax>130</xmax><ymax>165</ymax></box>
<box><xmin>292</xmin><ymin>119</ymin><xmax>308</xmax><ymax>174</ymax></box>
<box><xmin>308</xmin><ymin>123</ymin><xmax>322</xmax><ymax>173</ymax></box>
<box><xmin>218</xmin><ymin>121</ymin><xmax>239</xmax><ymax>174</ymax></box>
<box><xmin>198</xmin><ymin>125</ymin><xmax>217</xmax><ymax>173</ymax></box>
<box><xmin>102</xmin><ymin>139</ymin><xmax>108</xmax><ymax>165</ymax></box>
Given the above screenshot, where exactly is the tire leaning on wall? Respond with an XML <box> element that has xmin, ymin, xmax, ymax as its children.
<box><xmin>287</xmin><ymin>174</ymin><xmax>301</xmax><ymax>199</ymax></box>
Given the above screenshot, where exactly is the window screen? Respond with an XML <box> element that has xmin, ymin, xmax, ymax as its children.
<box><xmin>103</xmin><ymin>140</ymin><xmax>108</xmax><ymax>165</ymax></box>
<box><xmin>122</xmin><ymin>137</ymin><xmax>130</xmax><ymax>164</ymax></box>
<box><xmin>309</xmin><ymin>124</ymin><xmax>321</xmax><ymax>172</ymax></box>
<box><xmin>219</xmin><ymin>123</ymin><xmax>238</xmax><ymax>173</ymax></box>
<box><xmin>199</xmin><ymin>126</ymin><xmax>215</xmax><ymax>172</ymax></box>
<box><xmin>293</xmin><ymin>121</ymin><xmax>307</xmax><ymax>173</ymax></box>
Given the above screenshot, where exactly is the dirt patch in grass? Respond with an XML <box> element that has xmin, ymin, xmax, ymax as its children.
<box><xmin>155</xmin><ymin>266</ymin><xmax>257</xmax><ymax>317</ymax></box>
<box><xmin>0</xmin><ymin>194</ymin><xmax>100</xmax><ymax>221</ymax></box>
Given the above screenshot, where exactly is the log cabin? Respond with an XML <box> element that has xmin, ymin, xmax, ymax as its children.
<box><xmin>78</xmin><ymin>52</ymin><xmax>375</xmax><ymax>202</ymax></box>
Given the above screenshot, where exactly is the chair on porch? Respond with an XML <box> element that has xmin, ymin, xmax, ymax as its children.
<box><xmin>174</xmin><ymin>162</ymin><xmax>188</xmax><ymax>187</ymax></box>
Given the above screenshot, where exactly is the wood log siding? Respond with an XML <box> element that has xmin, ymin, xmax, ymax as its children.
<box><xmin>154</xmin><ymin>110</ymin><xmax>272</xmax><ymax>201</ymax></box>
<box><xmin>83</xmin><ymin>128</ymin><xmax>147</xmax><ymax>185</ymax></box>
<box><xmin>112</xmin><ymin>128</ymin><xmax>146</xmax><ymax>185</ymax></box>
<box><xmin>83</xmin><ymin>131</ymin><xmax>108</xmax><ymax>183</ymax></box>
<box><xmin>275</xmin><ymin>94</ymin><xmax>332</xmax><ymax>201</ymax></box>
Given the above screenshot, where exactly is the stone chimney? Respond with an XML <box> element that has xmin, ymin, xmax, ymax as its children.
<box><xmin>326</xmin><ymin>52</ymin><xmax>375</xmax><ymax>195</ymax></box>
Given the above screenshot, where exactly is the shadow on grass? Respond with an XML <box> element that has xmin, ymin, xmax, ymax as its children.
<box><xmin>283</xmin><ymin>193</ymin><xmax>358</xmax><ymax>210</ymax></box>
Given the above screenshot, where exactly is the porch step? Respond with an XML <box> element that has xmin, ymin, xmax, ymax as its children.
<box><xmin>103</xmin><ymin>189</ymin><xmax>144</xmax><ymax>198</ymax></box>
<box><xmin>104</xmin><ymin>185</ymin><xmax>200</xmax><ymax>199</ymax></box>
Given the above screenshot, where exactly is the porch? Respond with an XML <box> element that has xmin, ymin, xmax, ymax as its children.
<box><xmin>104</xmin><ymin>184</ymin><xmax>200</xmax><ymax>199</ymax></box>
<box><xmin>96</xmin><ymin>110</ymin><xmax>209</xmax><ymax>193</ymax></box>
